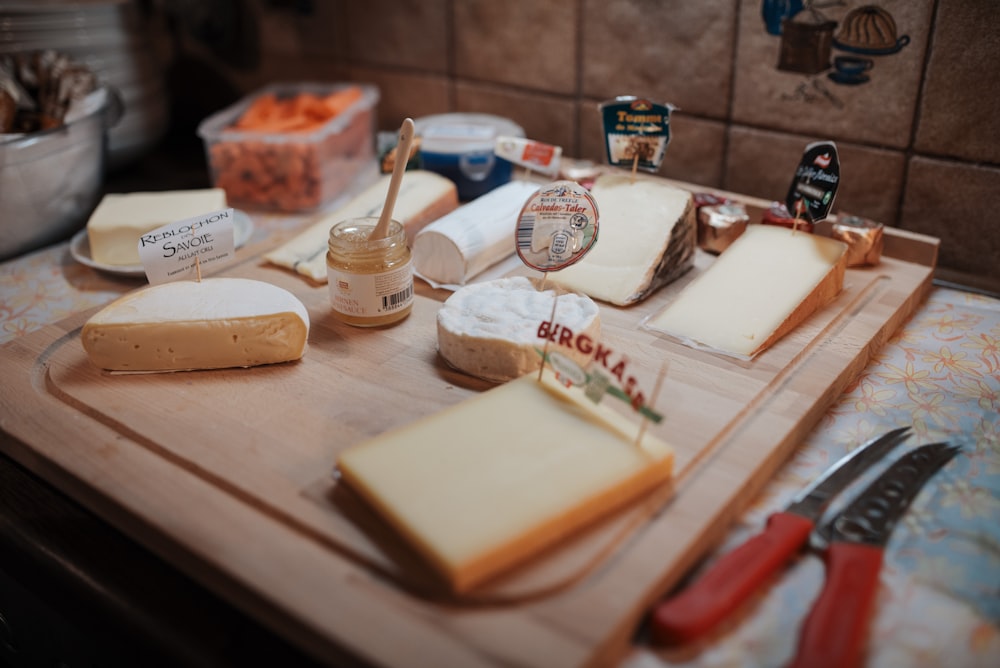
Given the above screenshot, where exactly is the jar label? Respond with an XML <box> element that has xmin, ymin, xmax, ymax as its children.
<box><xmin>328</xmin><ymin>261</ymin><xmax>414</xmax><ymax>318</ymax></box>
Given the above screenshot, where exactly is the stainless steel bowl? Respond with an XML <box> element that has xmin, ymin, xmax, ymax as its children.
<box><xmin>0</xmin><ymin>88</ymin><xmax>119</xmax><ymax>260</ymax></box>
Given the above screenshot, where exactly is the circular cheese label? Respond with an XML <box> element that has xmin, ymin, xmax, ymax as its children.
<box><xmin>514</xmin><ymin>180</ymin><xmax>599</xmax><ymax>272</ymax></box>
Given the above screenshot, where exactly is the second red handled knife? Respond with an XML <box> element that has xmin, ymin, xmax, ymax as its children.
<box><xmin>651</xmin><ymin>426</ymin><xmax>912</xmax><ymax>644</ymax></box>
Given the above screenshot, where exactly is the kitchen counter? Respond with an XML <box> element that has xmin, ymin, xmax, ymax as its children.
<box><xmin>1</xmin><ymin>193</ymin><xmax>998</xmax><ymax>667</ymax></box>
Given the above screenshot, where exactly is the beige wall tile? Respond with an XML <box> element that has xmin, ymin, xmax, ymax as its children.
<box><xmin>732</xmin><ymin>1</ymin><xmax>933</xmax><ymax>148</ymax></box>
<box><xmin>349</xmin><ymin>67</ymin><xmax>451</xmax><ymax>131</ymax></box>
<box><xmin>914</xmin><ymin>0</ymin><xmax>1000</xmax><ymax>163</ymax></box>
<box><xmin>901</xmin><ymin>157</ymin><xmax>1000</xmax><ymax>290</ymax></box>
<box><xmin>344</xmin><ymin>0</ymin><xmax>448</xmax><ymax>71</ymax></box>
<box><xmin>580</xmin><ymin>0</ymin><xmax>737</xmax><ymax>119</ymax></box>
<box><xmin>455</xmin><ymin>82</ymin><xmax>576</xmax><ymax>153</ymax></box>
<box><xmin>725</xmin><ymin>126</ymin><xmax>905</xmax><ymax>225</ymax></box>
<box><xmin>454</xmin><ymin>0</ymin><xmax>576</xmax><ymax>95</ymax></box>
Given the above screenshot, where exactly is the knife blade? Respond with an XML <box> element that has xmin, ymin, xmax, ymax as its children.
<box><xmin>652</xmin><ymin>426</ymin><xmax>911</xmax><ymax>644</ymax></box>
<box><xmin>788</xmin><ymin>442</ymin><xmax>960</xmax><ymax>668</ymax></box>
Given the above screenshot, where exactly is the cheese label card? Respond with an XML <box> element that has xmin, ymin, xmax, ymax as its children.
<box><xmin>515</xmin><ymin>181</ymin><xmax>599</xmax><ymax>272</ymax></box>
<box><xmin>599</xmin><ymin>96</ymin><xmax>674</xmax><ymax>172</ymax></box>
<box><xmin>138</xmin><ymin>208</ymin><xmax>236</xmax><ymax>285</ymax></box>
<box><xmin>494</xmin><ymin>136</ymin><xmax>562</xmax><ymax>176</ymax></box>
<box><xmin>785</xmin><ymin>141</ymin><xmax>840</xmax><ymax>223</ymax></box>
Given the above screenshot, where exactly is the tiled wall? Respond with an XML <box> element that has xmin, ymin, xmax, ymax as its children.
<box><xmin>171</xmin><ymin>0</ymin><xmax>1000</xmax><ymax>294</ymax></box>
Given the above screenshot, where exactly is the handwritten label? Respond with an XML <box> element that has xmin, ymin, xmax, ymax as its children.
<box><xmin>138</xmin><ymin>208</ymin><xmax>236</xmax><ymax>285</ymax></box>
<box><xmin>785</xmin><ymin>141</ymin><xmax>840</xmax><ymax>223</ymax></box>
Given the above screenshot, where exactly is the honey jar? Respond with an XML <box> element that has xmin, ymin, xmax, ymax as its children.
<box><xmin>327</xmin><ymin>217</ymin><xmax>413</xmax><ymax>327</ymax></box>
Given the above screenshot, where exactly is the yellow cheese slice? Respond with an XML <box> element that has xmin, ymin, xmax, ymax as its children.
<box><xmin>336</xmin><ymin>371</ymin><xmax>674</xmax><ymax>593</ymax></box>
<box><xmin>86</xmin><ymin>189</ymin><xmax>228</xmax><ymax>266</ymax></box>
<box><xmin>81</xmin><ymin>278</ymin><xmax>309</xmax><ymax>371</ymax></box>
<box><xmin>264</xmin><ymin>170</ymin><xmax>458</xmax><ymax>282</ymax></box>
<box><xmin>647</xmin><ymin>224</ymin><xmax>848</xmax><ymax>358</ymax></box>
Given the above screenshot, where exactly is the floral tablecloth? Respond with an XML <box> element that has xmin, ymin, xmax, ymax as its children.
<box><xmin>2</xmin><ymin>234</ymin><xmax>998</xmax><ymax>667</ymax></box>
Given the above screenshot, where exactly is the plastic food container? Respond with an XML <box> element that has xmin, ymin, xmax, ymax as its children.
<box><xmin>197</xmin><ymin>82</ymin><xmax>379</xmax><ymax>213</ymax></box>
<box><xmin>415</xmin><ymin>113</ymin><xmax>524</xmax><ymax>201</ymax></box>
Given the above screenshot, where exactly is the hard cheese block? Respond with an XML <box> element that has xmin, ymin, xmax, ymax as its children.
<box><xmin>548</xmin><ymin>173</ymin><xmax>696</xmax><ymax>305</ymax></box>
<box><xmin>647</xmin><ymin>224</ymin><xmax>848</xmax><ymax>359</ymax></box>
<box><xmin>412</xmin><ymin>180</ymin><xmax>541</xmax><ymax>287</ymax></box>
<box><xmin>81</xmin><ymin>278</ymin><xmax>309</xmax><ymax>371</ymax></box>
<box><xmin>336</xmin><ymin>371</ymin><xmax>674</xmax><ymax>593</ymax></box>
<box><xmin>87</xmin><ymin>189</ymin><xmax>228</xmax><ymax>266</ymax></box>
<box><xmin>264</xmin><ymin>170</ymin><xmax>458</xmax><ymax>282</ymax></box>
<box><xmin>437</xmin><ymin>276</ymin><xmax>600</xmax><ymax>382</ymax></box>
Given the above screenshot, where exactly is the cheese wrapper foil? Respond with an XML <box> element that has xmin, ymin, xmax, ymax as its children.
<box><xmin>831</xmin><ymin>214</ymin><xmax>883</xmax><ymax>266</ymax></box>
<box><xmin>697</xmin><ymin>203</ymin><xmax>749</xmax><ymax>254</ymax></box>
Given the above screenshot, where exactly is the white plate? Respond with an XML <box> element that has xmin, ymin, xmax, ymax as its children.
<box><xmin>70</xmin><ymin>209</ymin><xmax>254</xmax><ymax>278</ymax></box>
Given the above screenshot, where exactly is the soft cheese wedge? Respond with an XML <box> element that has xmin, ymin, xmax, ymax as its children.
<box><xmin>437</xmin><ymin>276</ymin><xmax>600</xmax><ymax>382</ymax></box>
<box><xmin>87</xmin><ymin>189</ymin><xmax>228</xmax><ymax>266</ymax></box>
<box><xmin>336</xmin><ymin>371</ymin><xmax>674</xmax><ymax>593</ymax></box>
<box><xmin>264</xmin><ymin>170</ymin><xmax>459</xmax><ymax>282</ymax></box>
<box><xmin>647</xmin><ymin>224</ymin><xmax>848</xmax><ymax>359</ymax></box>
<box><xmin>549</xmin><ymin>173</ymin><xmax>696</xmax><ymax>305</ymax></box>
<box><xmin>81</xmin><ymin>278</ymin><xmax>309</xmax><ymax>371</ymax></box>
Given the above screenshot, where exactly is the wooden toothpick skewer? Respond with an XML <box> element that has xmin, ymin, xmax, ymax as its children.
<box><xmin>635</xmin><ymin>359</ymin><xmax>669</xmax><ymax>447</ymax></box>
<box><xmin>195</xmin><ymin>255</ymin><xmax>202</xmax><ymax>282</ymax></box>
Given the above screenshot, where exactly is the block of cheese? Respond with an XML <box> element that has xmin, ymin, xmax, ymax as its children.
<box><xmin>86</xmin><ymin>189</ymin><xmax>228</xmax><ymax>266</ymax></box>
<box><xmin>647</xmin><ymin>224</ymin><xmax>848</xmax><ymax>359</ymax></box>
<box><xmin>81</xmin><ymin>278</ymin><xmax>309</xmax><ymax>371</ymax></box>
<box><xmin>437</xmin><ymin>276</ymin><xmax>600</xmax><ymax>382</ymax></box>
<box><xmin>336</xmin><ymin>370</ymin><xmax>674</xmax><ymax>593</ymax></box>
<box><xmin>549</xmin><ymin>173</ymin><xmax>696</xmax><ymax>305</ymax></box>
<box><xmin>264</xmin><ymin>170</ymin><xmax>458</xmax><ymax>282</ymax></box>
<box><xmin>412</xmin><ymin>180</ymin><xmax>541</xmax><ymax>287</ymax></box>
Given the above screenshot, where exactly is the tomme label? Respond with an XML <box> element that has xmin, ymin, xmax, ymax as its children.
<box><xmin>138</xmin><ymin>208</ymin><xmax>236</xmax><ymax>285</ymax></box>
<box><xmin>599</xmin><ymin>96</ymin><xmax>675</xmax><ymax>172</ymax></box>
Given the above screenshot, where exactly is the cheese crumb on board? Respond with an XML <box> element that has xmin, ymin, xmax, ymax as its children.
<box><xmin>86</xmin><ymin>189</ymin><xmax>228</xmax><ymax>266</ymax></box>
<box><xmin>81</xmin><ymin>278</ymin><xmax>309</xmax><ymax>371</ymax></box>
<box><xmin>548</xmin><ymin>173</ymin><xmax>696</xmax><ymax>305</ymax></box>
<box><xmin>647</xmin><ymin>224</ymin><xmax>848</xmax><ymax>358</ymax></box>
<box><xmin>437</xmin><ymin>276</ymin><xmax>600</xmax><ymax>382</ymax></box>
<box><xmin>336</xmin><ymin>370</ymin><xmax>674</xmax><ymax>593</ymax></box>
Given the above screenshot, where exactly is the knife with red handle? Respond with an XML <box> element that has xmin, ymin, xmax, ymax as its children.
<box><xmin>788</xmin><ymin>441</ymin><xmax>960</xmax><ymax>668</ymax></box>
<box><xmin>651</xmin><ymin>426</ymin><xmax>912</xmax><ymax>644</ymax></box>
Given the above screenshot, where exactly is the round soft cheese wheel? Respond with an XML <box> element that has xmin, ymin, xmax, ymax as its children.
<box><xmin>436</xmin><ymin>276</ymin><xmax>600</xmax><ymax>382</ymax></box>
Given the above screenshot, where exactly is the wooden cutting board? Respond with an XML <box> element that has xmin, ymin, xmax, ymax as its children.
<box><xmin>0</xmin><ymin>192</ymin><xmax>938</xmax><ymax>667</ymax></box>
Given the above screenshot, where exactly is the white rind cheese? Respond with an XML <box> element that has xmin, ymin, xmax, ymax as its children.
<box><xmin>264</xmin><ymin>170</ymin><xmax>459</xmax><ymax>282</ymax></box>
<box><xmin>412</xmin><ymin>180</ymin><xmax>541</xmax><ymax>286</ymax></box>
<box><xmin>336</xmin><ymin>370</ymin><xmax>674</xmax><ymax>593</ymax></box>
<box><xmin>437</xmin><ymin>276</ymin><xmax>600</xmax><ymax>382</ymax></box>
<box><xmin>81</xmin><ymin>278</ymin><xmax>309</xmax><ymax>371</ymax></box>
<box><xmin>647</xmin><ymin>224</ymin><xmax>848</xmax><ymax>358</ymax></box>
<box><xmin>549</xmin><ymin>173</ymin><xmax>696</xmax><ymax>305</ymax></box>
<box><xmin>87</xmin><ymin>189</ymin><xmax>228</xmax><ymax>266</ymax></box>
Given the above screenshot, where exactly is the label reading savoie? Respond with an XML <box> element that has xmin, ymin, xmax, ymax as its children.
<box><xmin>785</xmin><ymin>141</ymin><xmax>840</xmax><ymax>223</ymax></box>
<box><xmin>138</xmin><ymin>208</ymin><xmax>236</xmax><ymax>285</ymax></box>
<box><xmin>599</xmin><ymin>96</ymin><xmax>674</xmax><ymax>172</ymax></box>
<box><xmin>515</xmin><ymin>180</ymin><xmax>599</xmax><ymax>272</ymax></box>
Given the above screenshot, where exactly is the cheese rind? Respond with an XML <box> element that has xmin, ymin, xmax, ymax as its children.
<box><xmin>647</xmin><ymin>224</ymin><xmax>848</xmax><ymax>358</ymax></box>
<box><xmin>437</xmin><ymin>276</ymin><xmax>600</xmax><ymax>382</ymax></box>
<box><xmin>87</xmin><ymin>189</ymin><xmax>228</xmax><ymax>266</ymax></box>
<box><xmin>264</xmin><ymin>170</ymin><xmax>459</xmax><ymax>282</ymax></box>
<box><xmin>336</xmin><ymin>371</ymin><xmax>674</xmax><ymax>593</ymax></box>
<box><xmin>412</xmin><ymin>180</ymin><xmax>541</xmax><ymax>286</ymax></box>
<box><xmin>549</xmin><ymin>173</ymin><xmax>696</xmax><ymax>305</ymax></box>
<box><xmin>81</xmin><ymin>278</ymin><xmax>309</xmax><ymax>371</ymax></box>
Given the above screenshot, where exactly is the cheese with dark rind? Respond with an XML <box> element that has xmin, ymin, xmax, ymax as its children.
<box><xmin>549</xmin><ymin>173</ymin><xmax>696</xmax><ymax>305</ymax></box>
<box><xmin>81</xmin><ymin>278</ymin><xmax>309</xmax><ymax>371</ymax></box>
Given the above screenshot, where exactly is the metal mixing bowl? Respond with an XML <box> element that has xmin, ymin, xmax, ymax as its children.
<box><xmin>0</xmin><ymin>88</ymin><xmax>119</xmax><ymax>260</ymax></box>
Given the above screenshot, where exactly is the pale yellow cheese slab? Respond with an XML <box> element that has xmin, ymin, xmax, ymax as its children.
<box><xmin>336</xmin><ymin>371</ymin><xmax>674</xmax><ymax>593</ymax></box>
<box><xmin>86</xmin><ymin>189</ymin><xmax>228</xmax><ymax>266</ymax></box>
<box><xmin>647</xmin><ymin>224</ymin><xmax>848</xmax><ymax>358</ymax></box>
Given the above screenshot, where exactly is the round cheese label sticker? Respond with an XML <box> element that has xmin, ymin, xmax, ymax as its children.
<box><xmin>514</xmin><ymin>180</ymin><xmax>599</xmax><ymax>272</ymax></box>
